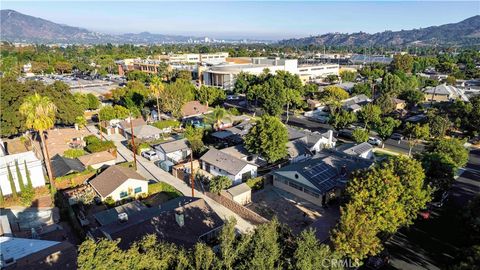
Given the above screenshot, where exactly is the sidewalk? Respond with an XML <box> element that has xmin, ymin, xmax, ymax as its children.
<box><xmin>100</xmin><ymin>128</ymin><xmax>255</xmax><ymax>233</ymax></box>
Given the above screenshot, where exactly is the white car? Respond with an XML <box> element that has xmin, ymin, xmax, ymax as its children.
<box><xmin>367</xmin><ymin>137</ymin><xmax>382</xmax><ymax>146</ymax></box>
<box><xmin>141</xmin><ymin>150</ymin><xmax>158</xmax><ymax>161</ymax></box>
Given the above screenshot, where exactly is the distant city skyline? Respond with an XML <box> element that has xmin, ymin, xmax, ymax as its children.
<box><xmin>2</xmin><ymin>1</ymin><xmax>479</xmax><ymax>40</ymax></box>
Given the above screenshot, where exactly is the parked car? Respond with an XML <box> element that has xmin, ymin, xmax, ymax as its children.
<box><xmin>418</xmin><ymin>208</ymin><xmax>431</xmax><ymax>220</ymax></box>
<box><xmin>367</xmin><ymin>137</ymin><xmax>382</xmax><ymax>146</ymax></box>
<box><xmin>390</xmin><ymin>133</ymin><xmax>404</xmax><ymax>140</ymax></box>
<box><xmin>142</xmin><ymin>150</ymin><xmax>158</xmax><ymax>161</ymax></box>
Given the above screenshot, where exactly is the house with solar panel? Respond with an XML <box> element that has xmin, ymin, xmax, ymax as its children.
<box><xmin>270</xmin><ymin>151</ymin><xmax>373</xmax><ymax>206</ymax></box>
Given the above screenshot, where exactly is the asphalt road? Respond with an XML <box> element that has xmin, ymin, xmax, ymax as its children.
<box><xmin>385</xmin><ymin>148</ymin><xmax>480</xmax><ymax>270</ymax></box>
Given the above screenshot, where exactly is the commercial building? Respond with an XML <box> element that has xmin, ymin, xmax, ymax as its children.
<box><xmin>202</xmin><ymin>58</ymin><xmax>339</xmax><ymax>90</ymax></box>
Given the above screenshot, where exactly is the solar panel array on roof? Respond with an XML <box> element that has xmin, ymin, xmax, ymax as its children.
<box><xmin>302</xmin><ymin>163</ymin><xmax>338</xmax><ymax>192</ymax></box>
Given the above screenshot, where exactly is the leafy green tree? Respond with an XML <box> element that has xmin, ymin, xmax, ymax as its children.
<box><xmin>294</xmin><ymin>229</ymin><xmax>342</xmax><ymax>270</ymax></box>
<box><xmin>192</xmin><ymin>242</ymin><xmax>215</xmax><ymax>270</ymax></box>
<box><xmin>126</xmin><ymin>70</ymin><xmax>151</xmax><ymax>83</ymax></box>
<box><xmin>86</xmin><ymin>93</ymin><xmax>100</xmax><ymax>110</ymax></box>
<box><xmin>340</xmin><ymin>70</ymin><xmax>357</xmax><ymax>82</ymax></box>
<box><xmin>399</xmin><ymin>88</ymin><xmax>424</xmax><ymax>108</ymax></box>
<box><xmin>451</xmin><ymin>245</ymin><xmax>480</xmax><ymax>270</ymax></box>
<box><xmin>319</xmin><ymin>86</ymin><xmax>349</xmax><ymax>104</ymax></box>
<box><xmin>375</xmin><ymin>93</ymin><xmax>396</xmax><ymax>114</ymax></box>
<box><xmin>358</xmin><ymin>103</ymin><xmax>382</xmax><ymax>130</ymax></box>
<box><xmin>258</xmin><ymin>76</ymin><xmax>287</xmax><ymax>116</ymax></box>
<box><xmin>218</xmin><ymin>218</ymin><xmax>239</xmax><ymax>270</ymax></box>
<box><xmin>351</xmin><ymin>83</ymin><xmax>372</xmax><ymax>98</ymax></box>
<box><xmin>114</xmin><ymin>105</ymin><xmax>130</xmax><ymax>119</ymax></box>
<box><xmin>184</xmin><ymin>126</ymin><xmax>204</xmax><ymax>154</ymax></box>
<box><xmin>161</xmin><ymin>79</ymin><xmax>195</xmax><ymax>117</ymax></box>
<box><xmin>405</xmin><ymin>123</ymin><xmax>430</xmax><ymax>156</ymax></box>
<box><xmin>173</xmin><ymin>70</ymin><xmax>193</xmax><ymax>82</ymax></box>
<box><xmin>20</xmin><ymin>93</ymin><xmax>57</xmax><ymax>184</ymax></box>
<box><xmin>246</xmin><ymin>218</ymin><xmax>281</xmax><ymax>270</ymax></box>
<box><xmin>7</xmin><ymin>165</ymin><xmax>18</xmax><ymax>198</ymax></box>
<box><xmin>382</xmin><ymin>73</ymin><xmax>403</xmax><ymax>96</ymax></box>
<box><xmin>352</xmin><ymin>129</ymin><xmax>369</xmax><ymax>143</ymax></box>
<box><xmin>98</xmin><ymin>105</ymin><xmax>116</xmax><ymax>121</ymax></box>
<box><xmin>207</xmin><ymin>107</ymin><xmax>231</xmax><ymax>130</ymax></box>
<box><xmin>427</xmin><ymin>113</ymin><xmax>450</xmax><ymax>138</ymax></box>
<box><xmin>330</xmin><ymin>109</ymin><xmax>357</xmax><ymax>130</ymax></box>
<box><xmin>421</xmin><ymin>152</ymin><xmax>456</xmax><ymax>190</ymax></box>
<box><xmin>194</xmin><ymin>85</ymin><xmax>226</xmax><ymax>107</ymax></box>
<box><xmin>376</xmin><ymin>117</ymin><xmax>401</xmax><ymax>147</ymax></box>
<box><xmin>331</xmin><ymin>203</ymin><xmax>382</xmax><ymax>261</ymax></box>
<box><xmin>209</xmin><ymin>175</ymin><xmax>232</xmax><ymax>194</ymax></box>
<box><xmin>285</xmin><ymin>88</ymin><xmax>303</xmax><ymax>123</ymax></box>
<box><xmin>75</xmin><ymin>116</ymin><xmax>87</xmax><ymax>128</ymax></box>
<box><xmin>54</xmin><ymin>61</ymin><xmax>72</xmax><ymax>74</ymax></box>
<box><xmin>382</xmin><ymin>157</ymin><xmax>432</xmax><ymax>226</ymax></box>
<box><xmin>427</xmin><ymin>138</ymin><xmax>469</xmax><ymax>168</ymax></box>
<box><xmin>392</xmin><ymin>54</ymin><xmax>414</xmax><ymax>73</ymax></box>
<box><xmin>245</xmin><ymin>115</ymin><xmax>288</xmax><ymax>163</ymax></box>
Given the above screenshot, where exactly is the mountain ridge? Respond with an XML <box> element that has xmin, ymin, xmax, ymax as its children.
<box><xmin>279</xmin><ymin>15</ymin><xmax>480</xmax><ymax>47</ymax></box>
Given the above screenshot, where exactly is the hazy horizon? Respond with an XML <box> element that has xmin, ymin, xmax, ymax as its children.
<box><xmin>2</xmin><ymin>1</ymin><xmax>479</xmax><ymax>40</ymax></box>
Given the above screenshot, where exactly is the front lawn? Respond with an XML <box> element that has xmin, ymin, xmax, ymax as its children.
<box><xmin>148</xmin><ymin>181</ymin><xmax>182</xmax><ymax>199</ymax></box>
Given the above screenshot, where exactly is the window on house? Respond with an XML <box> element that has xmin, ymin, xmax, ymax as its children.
<box><xmin>134</xmin><ymin>187</ymin><xmax>142</xmax><ymax>194</ymax></box>
<box><xmin>120</xmin><ymin>191</ymin><xmax>128</xmax><ymax>198</ymax></box>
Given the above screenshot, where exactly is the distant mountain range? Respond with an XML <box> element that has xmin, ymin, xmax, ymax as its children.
<box><xmin>2</xmin><ymin>9</ymin><xmax>480</xmax><ymax>46</ymax></box>
<box><xmin>0</xmin><ymin>9</ymin><xmax>196</xmax><ymax>44</ymax></box>
<box><xmin>280</xmin><ymin>15</ymin><xmax>480</xmax><ymax>47</ymax></box>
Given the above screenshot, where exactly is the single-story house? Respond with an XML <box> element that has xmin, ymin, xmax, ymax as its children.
<box><xmin>341</xmin><ymin>94</ymin><xmax>372</xmax><ymax>112</ymax></box>
<box><xmin>221</xmin><ymin>183</ymin><xmax>252</xmax><ymax>205</ymax></box>
<box><xmin>0</xmin><ymin>148</ymin><xmax>46</xmax><ymax>196</ymax></box>
<box><xmin>271</xmin><ymin>150</ymin><xmax>373</xmax><ymax>206</ymax></box>
<box><xmin>154</xmin><ymin>138</ymin><xmax>191</xmax><ymax>164</ymax></box>
<box><xmin>44</xmin><ymin>127</ymin><xmax>90</xmax><ymax>157</ymax></box>
<box><xmin>51</xmin><ymin>154</ymin><xmax>85</xmax><ymax>178</ymax></box>
<box><xmin>200</xmin><ymin>148</ymin><xmax>258</xmax><ymax>185</ymax></box>
<box><xmin>117</xmin><ymin>118</ymin><xmax>146</xmax><ymax>137</ymax></box>
<box><xmin>287</xmin><ymin>129</ymin><xmax>337</xmax><ymax>163</ymax></box>
<box><xmin>89</xmin><ymin>165</ymin><xmax>148</xmax><ymax>201</ymax></box>
<box><xmin>77</xmin><ymin>151</ymin><xmax>116</xmax><ymax>169</ymax></box>
<box><xmin>124</xmin><ymin>125</ymin><xmax>164</xmax><ymax>141</ymax></box>
<box><xmin>210</xmin><ymin>121</ymin><xmax>252</xmax><ymax>145</ymax></box>
<box><xmin>181</xmin><ymin>101</ymin><xmax>211</xmax><ymax>119</ymax></box>
<box><xmin>339</xmin><ymin>142</ymin><xmax>374</xmax><ymax>159</ymax></box>
<box><xmin>423</xmin><ymin>84</ymin><xmax>469</xmax><ymax>102</ymax></box>
<box><xmin>94</xmin><ymin>197</ymin><xmax>224</xmax><ymax>249</ymax></box>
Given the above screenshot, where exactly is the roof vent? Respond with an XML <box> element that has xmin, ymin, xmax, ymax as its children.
<box><xmin>175</xmin><ymin>211</ymin><xmax>185</xmax><ymax>227</ymax></box>
<box><xmin>118</xmin><ymin>212</ymin><xmax>128</xmax><ymax>223</ymax></box>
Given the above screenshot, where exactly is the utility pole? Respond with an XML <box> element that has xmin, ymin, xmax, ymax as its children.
<box><xmin>129</xmin><ymin>115</ymin><xmax>137</xmax><ymax>170</ymax></box>
<box><xmin>190</xmin><ymin>151</ymin><xmax>195</xmax><ymax>197</ymax></box>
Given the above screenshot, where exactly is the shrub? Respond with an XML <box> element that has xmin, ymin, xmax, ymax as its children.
<box><xmin>63</xmin><ymin>149</ymin><xmax>87</xmax><ymax>158</ymax></box>
<box><xmin>209</xmin><ymin>176</ymin><xmax>232</xmax><ymax>194</ymax></box>
<box><xmin>104</xmin><ymin>196</ymin><xmax>115</xmax><ymax>207</ymax></box>
<box><xmin>84</xmin><ymin>135</ymin><xmax>101</xmax><ymax>145</ymax></box>
<box><xmin>246</xmin><ymin>177</ymin><xmax>264</xmax><ymax>190</ymax></box>
<box><xmin>228</xmin><ymin>107</ymin><xmax>240</xmax><ymax>116</ymax></box>
<box><xmin>85</xmin><ymin>139</ymin><xmax>116</xmax><ymax>153</ymax></box>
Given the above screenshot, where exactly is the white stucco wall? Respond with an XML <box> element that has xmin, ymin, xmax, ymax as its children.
<box><xmin>99</xmin><ymin>178</ymin><xmax>148</xmax><ymax>201</ymax></box>
<box><xmin>0</xmin><ymin>152</ymin><xmax>46</xmax><ymax>196</ymax></box>
<box><xmin>203</xmin><ymin>161</ymin><xmax>257</xmax><ymax>185</ymax></box>
<box><xmin>89</xmin><ymin>160</ymin><xmax>116</xmax><ymax>170</ymax></box>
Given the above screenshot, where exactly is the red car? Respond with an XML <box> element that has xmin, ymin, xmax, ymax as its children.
<box><xmin>418</xmin><ymin>209</ymin><xmax>430</xmax><ymax>219</ymax></box>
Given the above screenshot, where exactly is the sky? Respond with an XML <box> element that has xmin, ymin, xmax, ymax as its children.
<box><xmin>2</xmin><ymin>1</ymin><xmax>480</xmax><ymax>40</ymax></box>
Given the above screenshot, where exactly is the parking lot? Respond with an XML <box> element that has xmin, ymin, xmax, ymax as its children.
<box><xmin>247</xmin><ymin>186</ymin><xmax>340</xmax><ymax>238</ymax></box>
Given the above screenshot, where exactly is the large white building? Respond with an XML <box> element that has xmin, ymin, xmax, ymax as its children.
<box><xmin>202</xmin><ymin>57</ymin><xmax>339</xmax><ymax>90</ymax></box>
<box><xmin>0</xmin><ymin>142</ymin><xmax>46</xmax><ymax>196</ymax></box>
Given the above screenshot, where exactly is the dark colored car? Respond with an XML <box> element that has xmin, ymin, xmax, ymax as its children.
<box><xmin>390</xmin><ymin>133</ymin><xmax>404</xmax><ymax>140</ymax></box>
<box><xmin>338</xmin><ymin>129</ymin><xmax>354</xmax><ymax>139</ymax></box>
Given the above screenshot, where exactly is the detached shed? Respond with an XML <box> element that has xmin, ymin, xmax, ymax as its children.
<box><xmin>222</xmin><ymin>183</ymin><xmax>252</xmax><ymax>205</ymax></box>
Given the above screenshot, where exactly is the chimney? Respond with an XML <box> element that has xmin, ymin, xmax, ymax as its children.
<box><xmin>327</xmin><ymin>130</ymin><xmax>334</xmax><ymax>147</ymax></box>
<box><xmin>74</xmin><ymin>123</ymin><xmax>79</xmax><ymax>130</ymax></box>
<box><xmin>175</xmin><ymin>210</ymin><xmax>185</xmax><ymax>227</ymax></box>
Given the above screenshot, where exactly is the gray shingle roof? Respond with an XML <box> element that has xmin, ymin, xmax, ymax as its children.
<box><xmin>226</xmin><ymin>183</ymin><xmax>251</xmax><ymax>197</ymax></box>
<box><xmin>51</xmin><ymin>154</ymin><xmax>85</xmax><ymax>178</ymax></box>
<box><xmin>155</xmin><ymin>138</ymin><xmax>189</xmax><ymax>154</ymax></box>
<box><xmin>200</xmin><ymin>148</ymin><xmax>254</xmax><ymax>175</ymax></box>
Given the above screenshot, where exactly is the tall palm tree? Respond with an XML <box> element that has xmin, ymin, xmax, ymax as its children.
<box><xmin>20</xmin><ymin>93</ymin><xmax>57</xmax><ymax>185</ymax></box>
<box><xmin>185</xmin><ymin>126</ymin><xmax>204</xmax><ymax>197</ymax></box>
<box><xmin>150</xmin><ymin>76</ymin><xmax>164</xmax><ymax>121</ymax></box>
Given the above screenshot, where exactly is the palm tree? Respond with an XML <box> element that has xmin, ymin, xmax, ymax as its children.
<box><xmin>20</xmin><ymin>93</ymin><xmax>57</xmax><ymax>185</ymax></box>
<box><xmin>185</xmin><ymin>126</ymin><xmax>204</xmax><ymax>197</ymax></box>
<box><xmin>208</xmin><ymin>106</ymin><xmax>231</xmax><ymax>130</ymax></box>
<box><xmin>150</xmin><ymin>76</ymin><xmax>164</xmax><ymax>122</ymax></box>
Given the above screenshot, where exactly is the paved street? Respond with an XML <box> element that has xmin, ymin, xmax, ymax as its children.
<box><xmin>385</xmin><ymin>148</ymin><xmax>480</xmax><ymax>270</ymax></box>
<box><xmin>85</xmin><ymin>126</ymin><xmax>256</xmax><ymax>233</ymax></box>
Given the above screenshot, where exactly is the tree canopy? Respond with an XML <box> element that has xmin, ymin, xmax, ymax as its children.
<box><xmin>245</xmin><ymin>115</ymin><xmax>288</xmax><ymax>163</ymax></box>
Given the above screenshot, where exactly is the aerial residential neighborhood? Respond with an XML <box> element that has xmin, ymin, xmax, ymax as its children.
<box><xmin>0</xmin><ymin>2</ymin><xmax>479</xmax><ymax>270</ymax></box>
